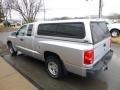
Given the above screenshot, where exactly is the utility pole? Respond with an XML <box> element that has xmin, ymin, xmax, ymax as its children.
<box><xmin>86</xmin><ymin>0</ymin><xmax>103</xmax><ymax>18</ymax></box>
<box><xmin>43</xmin><ymin>0</ymin><xmax>46</xmax><ymax>21</ymax></box>
<box><xmin>99</xmin><ymin>0</ymin><xmax>102</xmax><ymax>18</ymax></box>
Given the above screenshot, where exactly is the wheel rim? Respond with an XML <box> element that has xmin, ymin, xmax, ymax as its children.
<box><xmin>48</xmin><ymin>61</ymin><xmax>58</xmax><ymax>76</ymax></box>
<box><xmin>112</xmin><ymin>31</ymin><xmax>118</xmax><ymax>37</ymax></box>
<box><xmin>9</xmin><ymin>46</ymin><xmax>13</xmax><ymax>54</ymax></box>
<box><xmin>9</xmin><ymin>48</ymin><xmax>13</xmax><ymax>54</ymax></box>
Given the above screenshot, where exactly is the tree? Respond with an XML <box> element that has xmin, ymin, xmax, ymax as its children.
<box><xmin>10</xmin><ymin>0</ymin><xmax>42</xmax><ymax>23</ymax></box>
<box><xmin>0</xmin><ymin>0</ymin><xmax>4</xmax><ymax>22</ymax></box>
<box><xmin>52</xmin><ymin>17</ymin><xmax>72</xmax><ymax>20</ymax></box>
<box><xmin>2</xmin><ymin>0</ymin><xmax>12</xmax><ymax>22</ymax></box>
<box><xmin>108</xmin><ymin>13</ymin><xmax>120</xmax><ymax>19</ymax></box>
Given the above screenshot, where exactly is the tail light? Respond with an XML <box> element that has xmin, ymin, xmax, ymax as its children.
<box><xmin>84</xmin><ymin>49</ymin><xmax>94</xmax><ymax>64</ymax></box>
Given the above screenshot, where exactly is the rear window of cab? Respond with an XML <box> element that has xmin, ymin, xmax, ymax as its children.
<box><xmin>37</xmin><ymin>22</ymin><xmax>86</xmax><ymax>39</ymax></box>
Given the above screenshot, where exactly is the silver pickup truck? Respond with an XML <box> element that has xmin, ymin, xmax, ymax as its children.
<box><xmin>7</xmin><ymin>19</ymin><xmax>113</xmax><ymax>79</ymax></box>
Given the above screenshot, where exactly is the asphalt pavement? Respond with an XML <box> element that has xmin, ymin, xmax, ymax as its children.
<box><xmin>0</xmin><ymin>32</ymin><xmax>120</xmax><ymax>90</ymax></box>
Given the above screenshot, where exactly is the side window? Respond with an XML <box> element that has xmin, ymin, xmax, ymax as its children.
<box><xmin>37</xmin><ymin>24</ymin><xmax>57</xmax><ymax>36</ymax></box>
<box><xmin>57</xmin><ymin>23</ymin><xmax>85</xmax><ymax>39</ymax></box>
<box><xmin>27</xmin><ymin>24</ymin><xmax>33</xmax><ymax>36</ymax></box>
<box><xmin>17</xmin><ymin>25</ymin><xmax>27</xmax><ymax>36</ymax></box>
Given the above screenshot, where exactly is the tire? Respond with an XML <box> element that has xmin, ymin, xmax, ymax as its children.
<box><xmin>8</xmin><ymin>43</ymin><xmax>17</xmax><ymax>56</ymax></box>
<box><xmin>45</xmin><ymin>55</ymin><xmax>64</xmax><ymax>79</ymax></box>
<box><xmin>111</xmin><ymin>29</ymin><xmax>120</xmax><ymax>37</ymax></box>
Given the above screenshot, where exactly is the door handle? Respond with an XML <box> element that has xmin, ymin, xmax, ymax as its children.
<box><xmin>103</xmin><ymin>43</ymin><xmax>106</xmax><ymax>47</ymax></box>
<box><xmin>20</xmin><ymin>38</ymin><xmax>24</xmax><ymax>41</ymax></box>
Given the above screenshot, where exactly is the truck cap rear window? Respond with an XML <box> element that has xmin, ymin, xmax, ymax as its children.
<box><xmin>90</xmin><ymin>22</ymin><xmax>110</xmax><ymax>44</ymax></box>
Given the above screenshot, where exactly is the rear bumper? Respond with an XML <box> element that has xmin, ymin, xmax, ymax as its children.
<box><xmin>86</xmin><ymin>49</ymin><xmax>113</xmax><ymax>75</ymax></box>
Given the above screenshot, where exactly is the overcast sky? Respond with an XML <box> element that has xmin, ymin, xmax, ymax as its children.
<box><xmin>11</xmin><ymin>0</ymin><xmax>120</xmax><ymax>20</ymax></box>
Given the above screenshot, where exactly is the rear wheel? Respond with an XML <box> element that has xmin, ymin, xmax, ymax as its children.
<box><xmin>45</xmin><ymin>55</ymin><xmax>64</xmax><ymax>79</ymax></box>
<box><xmin>111</xmin><ymin>29</ymin><xmax>120</xmax><ymax>37</ymax></box>
<box><xmin>8</xmin><ymin>43</ymin><xmax>17</xmax><ymax>56</ymax></box>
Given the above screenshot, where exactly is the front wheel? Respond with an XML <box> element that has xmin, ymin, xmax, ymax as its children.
<box><xmin>45</xmin><ymin>55</ymin><xmax>64</xmax><ymax>79</ymax></box>
<box><xmin>111</xmin><ymin>29</ymin><xmax>120</xmax><ymax>37</ymax></box>
<box><xmin>8</xmin><ymin>43</ymin><xmax>17</xmax><ymax>56</ymax></box>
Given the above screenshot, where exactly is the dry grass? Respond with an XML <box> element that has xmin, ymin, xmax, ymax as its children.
<box><xmin>0</xmin><ymin>23</ymin><xmax>19</xmax><ymax>32</ymax></box>
<box><xmin>0</xmin><ymin>27</ymin><xmax>18</xmax><ymax>32</ymax></box>
<box><xmin>111</xmin><ymin>37</ymin><xmax>120</xmax><ymax>44</ymax></box>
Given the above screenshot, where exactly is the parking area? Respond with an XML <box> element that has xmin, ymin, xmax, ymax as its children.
<box><xmin>0</xmin><ymin>32</ymin><xmax>120</xmax><ymax>90</ymax></box>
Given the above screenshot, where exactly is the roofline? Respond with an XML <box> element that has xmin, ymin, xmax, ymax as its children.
<box><xmin>26</xmin><ymin>19</ymin><xmax>106</xmax><ymax>24</ymax></box>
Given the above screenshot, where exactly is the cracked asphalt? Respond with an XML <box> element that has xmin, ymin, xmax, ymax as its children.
<box><xmin>0</xmin><ymin>32</ymin><xmax>120</xmax><ymax>90</ymax></box>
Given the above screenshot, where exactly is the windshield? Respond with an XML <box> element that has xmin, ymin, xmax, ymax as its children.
<box><xmin>90</xmin><ymin>22</ymin><xmax>110</xmax><ymax>44</ymax></box>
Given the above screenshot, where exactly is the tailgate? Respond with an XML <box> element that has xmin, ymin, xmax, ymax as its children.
<box><xmin>93</xmin><ymin>37</ymin><xmax>111</xmax><ymax>64</ymax></box>
<box><xmin>90</xmin><ymin>21</ymin><xmax>111</xmax><ymax>65</ymax></box>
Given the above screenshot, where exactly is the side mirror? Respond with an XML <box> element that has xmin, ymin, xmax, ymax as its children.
<box><xmin>21</xmin><ymin>32</ymin><xmax>25</xmax><ymax>36</ymax></box>
<box><xmin>11</xmin><ymin>32</ymin><xmax>17</xmax><ymax>36</ymax></box>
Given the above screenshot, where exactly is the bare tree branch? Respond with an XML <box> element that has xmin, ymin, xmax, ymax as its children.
<box><xmin>9</xmin><ymin>0</ymin><xmax>42</xmax><ymax>23</ymax></box>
